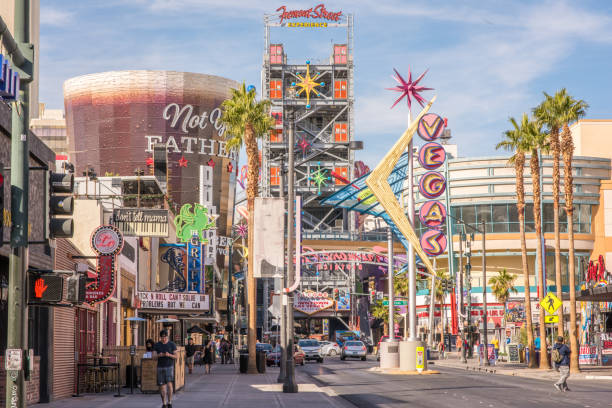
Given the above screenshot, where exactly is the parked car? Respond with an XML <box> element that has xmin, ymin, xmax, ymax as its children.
<box><xmin>320</xmin><ymin>341</ymin><xmax>341</xmax><ymax>356</ymax></box>
<box><xmin>298</xmin><ymin>339</ymin><xmax>323</xmax><ymax>363</ymax></box>
<box><xmin>341</xmin><ymin>340</ymin><xmax>368</xmax><ymax>361</ymax></box>
<box><xmin>266</xmin><ymin>345</ymin><xmax>305</xmax><ymax>366</ymax></box>
<box><xmin>256</xmin><ymin>343</ymin><xmax>273</xmax><ymax>354</ymax></box>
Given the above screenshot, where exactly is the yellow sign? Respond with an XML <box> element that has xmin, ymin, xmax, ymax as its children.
<box><xmin>540</xmin><ymin>293</ymin><xmax>562</xmax><ymax>315</ymax></box>
<box><xmin>545</xmin><ymin>315</ymin><xmax>559</xmax><ymax>324</ymax></box>
<box><xmin>416</xmin><ymin>346</ymin><xmax>425</xmax><ymax>372</ymax></box>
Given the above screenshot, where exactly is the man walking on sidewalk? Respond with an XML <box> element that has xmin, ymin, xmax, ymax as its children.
<box><xmin>154</xmin><ymin>330</ymin><xmax>178</xmax><ymax>407</ymax></box>
<box><xmin>553</xmin><ymin>336</ymin><xmax>571</xmax><ymax>392</ymax></box>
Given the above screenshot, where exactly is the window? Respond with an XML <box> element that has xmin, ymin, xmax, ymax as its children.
<box><xmin>270</xmin><ymin>129</ymin><xmax>282</xmax><ymax>143</ymax></box>
<box><xmin>270</xmin><ymin>44</ymin><xmax>283</xmax><ymax>64</ymax></box>
<box><xmin>492</xmin><ymin>205</ymin><xmax>508</xmax><ymax>233</ymax></box>
<box><xmin>334</xmin><ymin>45</ymin><xmax>347</xmax><ymax>64</ymax></box>
<box><xmin>270</xmin><ymin>167</ymin><xmax>280</xmax><ymax>186</ymax></box>
<box><xmin>270</xmin><ymin>80</ymin><xmax>282</xmax><ymax>99</ymax></box>
<box><xmin>334</xmin><ymin>123</ymin><xmax>348</xmax><ymax>142</ymax></box>
<box><xmin>334</xmin><ymin>167</ymin><xmax>348</xmax><ymax>185</ymax></box>
<box><xmin>334</xmin><ymin>80</ymin><xmax>347</xmax><ymax>99</ymax></box>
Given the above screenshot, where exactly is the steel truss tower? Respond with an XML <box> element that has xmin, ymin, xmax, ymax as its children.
<box><xmin>262</xmin><ymin>13</ymin><xmax>356</xmax><ymax>233</ymax></box>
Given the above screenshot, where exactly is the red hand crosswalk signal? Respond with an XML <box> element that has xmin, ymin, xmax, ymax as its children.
<box><xmin>28</xmin><ymin>274</ymin><xmax>64</xmax><ymax>303</ymax></box>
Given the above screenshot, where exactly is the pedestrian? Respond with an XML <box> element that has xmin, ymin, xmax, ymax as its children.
<box><xmin>185</xmin><ymin>337</ymin><xmax>196</xmax><ymax>374</ymax></box>
<box><xmin>153</xmin><ymin>330</ymin><xmax>177</xmax><ymax>408</ymax></box>
<box><xmin>203</xmin><ymin>337</ymin><xmax>214</xmax><ymax>374</ymax></box>
<box><xmin>552</xmin><ymin>336</ymin><xmax>571</xmax><ymax>392</ymax></box>
<box><xmin>221</xmin><ymin>339</ymin><xmax>230</xmax><ymax>364</ymax></box>
<box><xmin>146</xmin><ymin>339</ymin><xmax>155</xmax><ymax>352</ymax></box>
<box><xmin>438</xmin><ymin>339</ymin><xmax>445</xmax><ymax>359</ymax></box>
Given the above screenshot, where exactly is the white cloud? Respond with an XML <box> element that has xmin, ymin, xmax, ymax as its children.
<box><xmin>40</xmin><ymin>6</ymin><xmax>73</xmax><ymax>26</ymax></box>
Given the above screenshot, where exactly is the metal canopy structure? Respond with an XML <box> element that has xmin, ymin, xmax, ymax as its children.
<box><xmin>321</xmin><ymin>151</ymin><xmax>418</xmax><ymax>258</ymax></box>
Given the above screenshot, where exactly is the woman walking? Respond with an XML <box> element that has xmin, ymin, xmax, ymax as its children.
<box><xmin>203</xmin><ymin>338</ymin><xmax>214</xmax><ymax>374</ymax></box>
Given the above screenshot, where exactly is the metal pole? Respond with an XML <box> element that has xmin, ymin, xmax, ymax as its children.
<box><xmin>443</xmin><ymin>159</ymin><xmax>456</xmax><ymax>332</ymax></box>
<box><xmin>458</xmin><ymin>235</ymin><xmax>467</xmax><ymax>363</ymax></box>
<box><xmin>387</xmin><ymin>228</ymin><xmax>395</xmax><ymax>340</ymax></box>
<box><xmin>407</xmin><ymin>140</ymin><xmax>417</xmax><ymax>340</ymax></box>
<box><xmin>481</xmin><ymin>220</ymin><xmax>489</xmax><ymax>365</ymax></box>
<box><xmin>466</xmin><ymin>235</ymin><xmax>473</xmax><ymax>358</ymax></box>
<box><xmin>6</xmin><ymin>1</ymin><xmax>29</xmax><ymax>406</ymax></box>
<box><xmin>277</xmin><ymin>160</ymin><xmax>287</xmax><ymax>383</ymax></box>
<box><xmin>427</xmin><ymin>260</ymin><xmax>436</xmax><ymax>347</ymax></box>
<box><xmin>283</xmin><ymin>112</ymin><xmax>297</xmax><ymax>393</ymax></box>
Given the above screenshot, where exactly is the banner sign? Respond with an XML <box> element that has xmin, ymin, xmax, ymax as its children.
<box><xmin>417</xmin><ymin>113</ymin><xmax>448</xmax><ymax>257</ymax></box>
<box><xmin>187</xmin><ymin>235</ymin><xmax>203</xmax><ymax>292</ymax></box>
<box><xmin>203</xmin><ymin>229</ymin><xmax>217</xmax><ymax>265</ymax></box>
<box><xmin>112</xmin><ymin>208</ymin><xmax>169</xmax><ymax>237</ymax></box>
<box><xmin>294</xmin><ymin>290</ymin><xmax>334</xmax><ymax>315</ymax></box>
<box><xmin>0</xmin><ymin>54</ymin><xmax>20</xmax><ymax>101</ymax></box>
<box><xmin>87</xmin><ymin>225</ymin><xmax>124</xmax><ymax>305</ymax></box>
<box><xmin>137</xmin><ymin>291</ymin><xmax>209</xmax><ymax>311</ymax></box>
<box><xmin>253</xmin><ymin>197</ymin><xmax>285</xmax><ymax>278</ymax></box>
<box><xmin>336</xmin><ymin>293</ymin><xmax>350</xmax><ymax>311</ymax></box>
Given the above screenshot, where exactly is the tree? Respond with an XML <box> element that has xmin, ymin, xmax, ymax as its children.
<box><xmin>557</xmin><ymin>90</ymin><xmax>589</xmax><ymax>373</ymax></box>
<box><xmin>533</xmin><ymin>92</ymin><xmax>566</xmax><ymax>337</ymax></box>
<box><xmin>433</xmin><ymin>269</ymin><xmax>449</xmax><ymax>340</ymax></box>
<box><xmin>523</xmin><ymin>115</ymin><xmax>550</xmax><ymax>369</ymax></box>
<box><xmin>489</xmin><ymin>268</ymin><xmax>518</xmax><ymax>323</ymax></box>
<box><xmin>371</xmin><ymin>300</ymin><xmax>401</xmax><ymax>337</ymax></box>
<box><xmin>221</xmin><ymin>83</ymin><xmax>274</xmax><ymax>373</ymax></box>
<box><xmin>496</xmin><ymin>115</ymin><xmax>536</xmax><ymax>367</ymax></box>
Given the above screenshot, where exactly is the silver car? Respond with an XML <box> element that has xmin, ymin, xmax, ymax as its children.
<box><xmin>298</xmin><ymin>339</ymin><xmax>323</xmax><ymax>363</ymax></box>
<box><xmin>341</xmin><ymin>340</ymin><xmax>367</xmax><ymax>361</ymax></box>
<box><xmin>320</xmin><ymin>341</ymin><xmax>341</xmax><ymax>356</ymax></box>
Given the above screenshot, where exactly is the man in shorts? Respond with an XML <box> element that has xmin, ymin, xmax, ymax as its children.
<box><xmin>185</xmin><ymin>337</ymin><xmax>196</xmax><ymax>374</ymax></box>
<box><xmin>154</xmin><ymin>330</ymin><xmax>177</xmax><ymax>408</ymax></box>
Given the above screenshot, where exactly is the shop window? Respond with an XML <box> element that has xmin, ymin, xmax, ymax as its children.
<box><xmin>270</xmin><ymin>167</ymin><xmax>280</xmax><ymax>186</ymax></box>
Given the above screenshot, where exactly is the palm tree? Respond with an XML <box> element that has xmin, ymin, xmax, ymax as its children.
<box><xmin>489</xmin><ymin>268</ymin><xmax>518</xmax><ymax>323</ymax></box>
<box><xmin>523</xmin><ymin>116</ymin><xmax>550</xmax><ymax>369</ymax></box>
<box><xmin>433</xmin><ymin>269</ymin><xmax>449</xmax><ymax>340</ymax></box>
<box><xmin>533</xmin><ymin>92</ymin><xmax>565</xmax><ymax>337</ymax></box>
<box><xmin>557</xmin><ymin>90</ymin><xmax>589</xmax><ymax>373</ymax></box>
<box><xmin>371</xmin><ymin>300</ymin><xmax>401</xmax><ymax>337</ymax></box>
<box><xmin>496</xmin><ymin>115</ymin><xmax>536</xmax><ymax>367</ymax></box>
<box><xmin>221</xmin><ymin>83</ymin><xmax>274</xmax><ymax>373</ymax></box>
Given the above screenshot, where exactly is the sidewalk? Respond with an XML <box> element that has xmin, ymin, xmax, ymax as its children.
<box><xmin>432</xmin><ymin>352</ymin><xmax>612</xmax><ymax>381</ymax></box>
<box><xmin>31</xmin><ymin>363</ymin><xmax>355</xmax><ymax>408</ymax></box>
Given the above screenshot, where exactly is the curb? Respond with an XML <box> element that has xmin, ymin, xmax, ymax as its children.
<box><xmin>368</xmin><ymin>367</ymin><xmax>440</xmax><ymax>375</ymax></box>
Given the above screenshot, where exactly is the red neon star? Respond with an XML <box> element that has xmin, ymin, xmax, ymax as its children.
<box><xmin>227</xmin><ymin>162</ymin><xmax>234</xmax><ymax>173</ymax></box>
<box><xmin>178</xmin><ymin>156</ymin><xmax>188</xmax><ymax>167</ymax></box>
<box><xmin>386</xmin><ymin>66</ymin><xmax>433</xmax><ymax>110</ymax></box>
<box><xmin>207</xmin><ymin>159</ymin><xmax>215</xmax><ymax>168</ymax></box>
<box><xmin>146</xmin><ymin>157</ymin><xmax>153</xmax><ymax>166</ymax></box>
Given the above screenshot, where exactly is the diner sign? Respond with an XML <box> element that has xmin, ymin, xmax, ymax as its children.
<box><xmin>294</xmin><ymin>290</ymin><xmax>334</xmax><ymax>315</ymax></box>
<box><xmin>113</xmin><ymin>208</ymin><xmax>170</xmax><ymax>237</ymax></box>
<box><xmin>137</xmin><ymin>291</ymin><xmax>210</xmax><ymax>311</ymax></box>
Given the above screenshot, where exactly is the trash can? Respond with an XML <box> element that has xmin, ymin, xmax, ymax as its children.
<box><xmin>239</xmin><ymin>352</ymin><xmax>249</xmax><ymax>374</ymax></box>
<box><xmin>256</xmin><ymin>351</ymin><xmax>266</xmax><ymax>373</ymax></box>
<box><xmin>426</xmin><ymin>348</ymin><xmax>430</xmax><ymax>361</ymax></box>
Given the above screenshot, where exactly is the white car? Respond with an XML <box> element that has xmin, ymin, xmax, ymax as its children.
<box><xmin>341</xmin><ymin>340</ymin><xmax>367</xmax><ymax>361</ymax></box>
<box><xmin>320</xmin><ymin>341</ymin><xmax>341</xmax><ymax>356</ymax></box>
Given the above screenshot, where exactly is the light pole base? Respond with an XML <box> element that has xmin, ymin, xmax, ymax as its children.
<box><xmin>399</xmin><ymin>339</ymin><xmax>427</xmax><ymax>372</ymax></box>
<box><xmin>282</xmin><ymin>358</ymin><xmax>298</xmax><ymax>393</ymax></box>
<box><xmin>379</xmin><ymin>339</ymin><xmax>400</xmax><ymax>369</ymax></box>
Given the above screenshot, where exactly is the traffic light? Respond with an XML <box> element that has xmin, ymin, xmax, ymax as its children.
<box><xmin>28</xmin><ymin>273</ymin><xmax>64</xmax><ymax>303</ymax></box>
<box><xmin>46</xmin><ymin>171</ymin><xmax>74</xmax><ymax>238</ymax></box>
<box><xmin>369</xmin><ymin>290</ymin><xmax>376</xmax><ymax>303</ymax></box>
<box><xmin>66</xmin><ymin>273</ymin><xmax>87</xmax><ymax>304</ymax></box>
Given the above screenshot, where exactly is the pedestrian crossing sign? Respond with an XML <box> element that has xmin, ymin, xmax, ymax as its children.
<box><xmin>540</xmin><ymin>293</ymin><xmax>562</xmax><ymax>315</ymax></box>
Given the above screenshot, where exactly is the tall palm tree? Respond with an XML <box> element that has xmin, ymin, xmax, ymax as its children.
<box><xmin>371</xmin><ymin>300</ymin><xmax>401</xmax><ymax>337</ymax></box>
<box><xmin>523</xmin><ymin>116</ymin><xmax>550</xmax><ymax>369</ymax></box>
<box><xmin>533</xmin><ymin>92</ymin><xmax>565</xmax><ymax>337</ymax></box>
<box><xmin>221</xmin><ymin>83</ymin><xmax>274</xmax><ymax>373</ymax></box>
<box><xmin>496</xmin><ymin>115</ymin><xmax>536</xmax><ymax>367</ymax></box>
<box><xmin>557</xmin><ymin>91</ymin><xmax>588</xmax><ymax>373</ymax></box>
<box><xmin>433</xmin><ymin>269</ymin><xmax>449</xmax><ymax>340</ymax></box>
<box><xmin>489</xmin><ymin>268</ymin><xmax>518</xmax><ymax>323</ymax></box>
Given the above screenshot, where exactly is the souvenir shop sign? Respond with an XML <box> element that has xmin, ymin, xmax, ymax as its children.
<box><xmin>294</xmin><ymin>290</ymin><xmax>334</xmax><ymax>315</ymax></box>
<box><xmin>86</xmin><ymin>225</ymin><xmax>124</xmax><ymax>305</ymax></box>
<box><xmin>137</xmin><ymin>291</ymin><xmax>209</xmax><ymax>311</ymax></box>
<box><xmin>112</xmin><ymin>208</ymin><xmax>169</xmax><ymax>237</ymax></box>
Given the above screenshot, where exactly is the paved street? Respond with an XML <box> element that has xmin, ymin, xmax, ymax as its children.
<box><xmin>301</xmin><ymin>356</ymin><xmax>612</xmax><ymax>408</ymax></box>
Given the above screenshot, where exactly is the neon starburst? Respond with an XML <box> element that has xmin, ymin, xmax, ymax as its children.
<box><xmin>308</xmin><ymin>162</ymin><xmax>330</xmax><ymax>195</ymax></box>
<box><xmin>387</xmin><ymin>67</ymin><xmax>433</xmax><ymax>110</ymax></box>
<box><xmin>292</xmin><ymin>61</ymin><xmax>325</xmax><ymax>109</ymax></box>
<box><xmin>233</xmin><ymin>223</ymin><xmax>248</xmax><ymax>239</ymax></box>
<box><xmin>297</xmin><ymin>135</ymin><xmax>311</xmax><ymax>155</ymax></box>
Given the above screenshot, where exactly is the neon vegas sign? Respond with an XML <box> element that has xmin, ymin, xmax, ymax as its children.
<box><xmin>276</xmin><ymin>4</ymin><xmax>342</xmax><ymax>24</ymax></box>
<box><xmin>0</xmin><ymin>54</ymin><xmax>20</xmax><ymax>101</ymax></box>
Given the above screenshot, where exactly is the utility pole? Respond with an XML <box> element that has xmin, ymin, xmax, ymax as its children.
<box><xmin>458</xmin><ymin>234</ymin><xmax>467</xmax><ymax>363</ymax></box>
<box><xmin>4</xmin><ymin>1</ymin><xmax>33</xmax><ymax>407</ymax></box>
<box><xmin>466</xmin><ymin>234</ymin><xmax>473</xmax><ymax>358</ymax></box>
<box><xmin>387</xmin><ymin>228</ymin><xmax>395</xmax><ymax>340</ymax></box>
<box><xmin>283</xmin><ymin>112</ymin><xmax>297</xmax><ymax>393</ymax></box>
<box><xmin>277</xmin><ymin>159</ymin><xmax>286</xmax><ymax>383</ymax></box>
<box><xmin>481</xmin><ymin>219</ymin><xmax>489</xmax><ymax>366</ymax></box>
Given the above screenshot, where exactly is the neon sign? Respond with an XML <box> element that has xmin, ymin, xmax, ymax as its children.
<box><xmin>276</xmin><ymin>4</ymin><xmax>342</xmax><ymax>24</ymax></box>
<box><xmin>0</xmin><ymin>54</ymin><xmax>20</xmax><ymax>101</ymax></box>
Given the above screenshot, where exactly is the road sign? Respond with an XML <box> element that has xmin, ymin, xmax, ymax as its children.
<box><xmin>540</xmin><ymin>293</ymin><xmax>562</xmax><ymax>314</ymax></box>
<box><xmin>382</xmin><ymin>300</ymin><xmax>408</xmax><ymax>306</ymax></box>
<box><xmin>416</xmin><ymin>346</ymin><xmax>425</xmax><ymax>372</ymax></box>
<box><xmin>544</xmin><ymin>315</ymin><xmax>559</xmax><ymax>324</ymax></box>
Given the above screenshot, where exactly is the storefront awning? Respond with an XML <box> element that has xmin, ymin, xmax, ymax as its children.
<box><xmin>577</xmin><ymin>284</ymin><xmax>612</xmax><ymax>301</ymax></box>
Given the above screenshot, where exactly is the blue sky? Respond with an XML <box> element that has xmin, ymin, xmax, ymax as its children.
<box><xmin>39</xmin><ymin>0</ymin><xmax>612</xmax><ymax>166</ymax></box>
